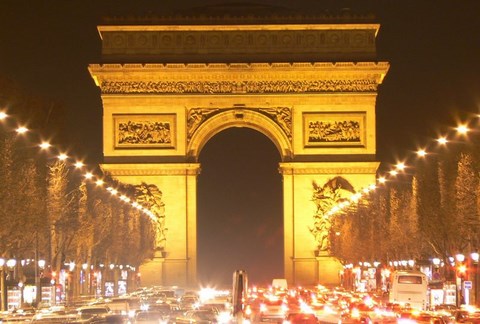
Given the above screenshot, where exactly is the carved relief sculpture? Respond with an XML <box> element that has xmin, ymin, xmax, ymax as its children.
<box><xmin>310</xmin><ymin>176</ymin><xmax>355</xmax><ymax>253</ymax></box>
<box><xmin>135</xmin><ymin>182</ymin><xmax>168</xmax><ymax>251</ymax></box>
<box><xmin>259</xmin><ymin>107</ymin><xmax>292</xmax><ymax>140</ymax></box>
<box><xmin>303</xmin><ymin>112</ymin><xmax>365</xmax><ymax>147</ymax></box>
<box><xmin>102</xmin><ymin>79</ymin><xmax>378</xmax><ymax>95</ymax></box>
<box><xmin>114</xmin><ymin>114</ymin><xmax>176</xmax><ymax>148</ymax></box>
<box><xmin>187</xmin><ymin>108</ymin><xmax>220</xmax><ymax>139</ymax></box>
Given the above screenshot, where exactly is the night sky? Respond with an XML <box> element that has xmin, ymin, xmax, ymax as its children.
<box><xmin>1</xmin><ymin>0</ymin><xmax>480</xmax><ymax>287</ymax></box>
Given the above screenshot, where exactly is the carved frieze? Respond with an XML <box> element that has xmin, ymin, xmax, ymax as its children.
<box><xmin>187</xmin><ymin>107</ymin><xmax>292</xmax><ymax>141</ymax></box>
<box><xmin>101</xmin><ymin>79</ymin><xmax>378</xmax><ymax>94</ymax></box>
<box><xmin>303</xmin><ymin>112</ymin><xmax>366</xmax><ymax>147</ymax></box>
<box><xmin>114</xmin><ymin>114</ymin><xmax>176</xmax><ymax>148</ymax></box>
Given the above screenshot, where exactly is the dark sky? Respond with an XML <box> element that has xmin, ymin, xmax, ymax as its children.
<box><xmin>1</xmin><ymin>0</ymin><xmax>480</xmax><ymax>286</ymax></box>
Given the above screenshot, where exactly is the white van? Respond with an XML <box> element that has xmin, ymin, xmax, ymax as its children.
<box><xmin>389</xmin><ymin>270</ymin><xmax>428</xmax><ymax>310</ymax></box>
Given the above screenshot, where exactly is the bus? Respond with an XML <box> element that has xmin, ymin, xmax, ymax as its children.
<box><xmin>389</xmin><ymin>270</ymin><xmax>428</xmax><ymax>310</ymax></box>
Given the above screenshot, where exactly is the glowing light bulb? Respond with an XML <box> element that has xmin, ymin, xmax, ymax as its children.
<box><xmin>389</xmin><ymin>170</ymin><xmax>398</xmax><ymax>176</ymax></box>
<box><xmin>378</xmin><ymin>177</ymin><xmax>386</xmax><ymax>184</ymax></box>
<box><xmin>16</xmin><ymin>126</ymin><xmax>28</xmax><ymax>134</ymax></box>
<box><xmin>84</xmin><ymin>172</ymin><xmax>93</xmax><ymax>179</ymax></box>
<box><xmin>39</xmin><ymin>142</ymin><xmax>51</xmax><ymax>150</ymax></box>
<box><xmin>58</xmin><ymin>153</ymin><xmax>68</xmax><ymax>161</ymax></box>
<box><xmin>95</xmin><ymin>179</ymin><xmax>104</xmax><ymax>186</ymax></box>
<box><xmin>74</xmin><ymin>161</ymin><xmax>84</xmax><ymax>168</ymax></box>
<box><xmin>456</xmin><ymin>124</ymin><xmax>469</xmax><ymax>134</ymax></box>
<box><xmin>0</xmin><ymin>112</ymin><xmax>8</xmax><ymax>120</ymax></box>
<box><xmin>395</xmin><ymin>162</ymin><xmax>406</xmax><ymax>171</ymax></box>
<box><xmin>437</xmin><ymin>136</ymin><xmax>448</xmax><ymax>145</ymax></box>
<box><xmin>417</xmin><ymin>149</ymin><xmax>427</xmax><ymax>157</ymax></box>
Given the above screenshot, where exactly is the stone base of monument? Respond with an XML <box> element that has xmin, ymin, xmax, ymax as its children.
<box><xmin>316</xmin><ymin>251</ymin><xmax>343</xmax><ymax>286</ymax></box>
<box><xmin>138</xmin><ymin>251</ymin><xmax>165</xmax><ymax>287</ymax></box>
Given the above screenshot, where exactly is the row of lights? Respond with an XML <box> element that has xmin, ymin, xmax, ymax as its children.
<box><xmin>0</xmin><ymin>110</ymin><xmax>157</xmax><ymax>222</ymax></box>
<box><xmin>0</xmin><ymin>257</ymin><xmax>136</xmax><ymax>272</ymax></box>
<box><xmin>325</xmin><ymin>114</ymin><xmax>480</xmax><ymax>219</ymax></box>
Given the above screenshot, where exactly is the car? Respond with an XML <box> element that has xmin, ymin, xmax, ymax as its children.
<box><xmin>258</xmin><ymin>298</ymin><xmax>288</xmax><ymax>323</ymax></box>
<box><xmin>284</xmin><ymin>312</ymin><xmax>318</xmax><ymax>324</ymax></box>
<box><xmin>134</xmin><ymin>310</ymin><xmax>169</xmax><ymax>323</ymax></box>
<box><xmin>77</xmin><ymin>305</ymin><xmax>111</xmax><ymax>320</ymax></box>
<box><xmin>174</xmin><ymin>309</ymin><xmax>218</xmax><ymax>324</ymax></box>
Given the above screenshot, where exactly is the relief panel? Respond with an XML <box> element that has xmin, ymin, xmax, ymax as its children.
<box><xmin>303</xmin><ymin>112</ymin><xmax>365</xmax><ymax>148</ymax></box>
<box><xmin>114</xmin><ymin>114</ymin><xmax>176</xmax><ymax>149</ymax></box>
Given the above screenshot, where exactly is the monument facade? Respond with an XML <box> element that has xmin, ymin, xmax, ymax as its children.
<box><xmin>89</xmin><ymin>9</ymin><xmax>389</xmax><ymax>287</ymax></box>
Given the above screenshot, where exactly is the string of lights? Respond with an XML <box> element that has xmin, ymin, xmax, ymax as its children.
<box><xmin>0</xmin><ymin>109</ymin><xmax>157</xmax><ymax>223</ymax></box>
<box><xmin>324</xmin><ymin>113</ymin><xmax>480</xmax><ymax>219</ymax></box>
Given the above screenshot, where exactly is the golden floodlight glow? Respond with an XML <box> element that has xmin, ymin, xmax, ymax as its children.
<box><xmin>389</xmin><ymin>170</ymin><xmax>398</xmax><ymax>176</ymax></box>
<box><xmin>16</xmin><ymin>126</ymin><xmax>28</xmax><ymax>134</ymax></box>
<box><xmin>395</xmin><ymin>162</ymin><xmax>406</xmax><ymax>171</ymax></box>
<box><xmin>95</xmin><ymin>179</ymin><xmax>104</xmax><ymax>186</ymax></box>
<box><xmin>456</xmin><ymin>124</ymin><xmax>469</xmax><ymax>135</ymax></box>
<box><xmin>437</xmin><ymin>136</ymin><xmax>448</xmax><ymax>145</ymax></box>
<box><xmin>39</xmin><ymin>142</ymin><xmax>51</xmax><ymax>150</ymax></box>
<box><xmin>84</xmin><ymin>172</ymin><xmax>93</xmax><ymax>179</ymax></box>
<box><xmin>369</xmin><ymin>184</ymin><xmax>376</xmax><ymax>190</ymax></box>
<box><xmin>0</xmin><ymin>112</ymin><xmax>8</xmax><ymax>120</ymax></box>
<box><xmin>74</xmin><ymin>161</ymin><xmax>84</xmax><ymax>168</ymax></box>
<box><xmin>416</xmin><ymin>149</ymin><xmax>427</xmax><ymax>157</ymax></box>
<box><xmin>378</xmin><ymin>177</ymin><xmax>386</xmax><ymax>184</ymax></box>
<box><xmin>58</xmin><ymin>153</ymin><xmax>68</xmax><ymax>161</ymax></box>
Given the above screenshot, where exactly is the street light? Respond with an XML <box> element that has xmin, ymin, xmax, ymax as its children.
<box><xmin>456</xmin><ymin>254</ymin><xmax>466</xmax><ymax>306</ymax></box>
<box><xmin>0</xmin><ymin>258</ymin><xmax>5</xmax><ymax>311</ymax></box>
<box><xmin>471</xmin><ymin>252</ymin><xmax>479</xmax><ymax>306</ymax></box>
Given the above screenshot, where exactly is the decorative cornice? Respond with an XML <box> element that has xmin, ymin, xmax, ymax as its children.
<box><xmin>278</xmin><ymin>162</ymin><xmax>379</xmax><ymax>175</ymax></box>
<box><xmin>91</xmin><ymin>61</ymin><xmax>389</xmax><ymax>71</ymax></box>
<box><xmin>89</xmin><ymin>62</ymin><xmax>389</xmax><ymax>93</ymax></box>
<box><xmin>101</xmin><ymin>163</ymin><xmax>201</xmax><ymax>176</ymax></box>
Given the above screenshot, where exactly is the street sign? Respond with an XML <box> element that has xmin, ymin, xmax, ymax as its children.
<box><xmin>464</xmin><ymin>281</ymin><xmax>472</xmax><ymax>289</ymax></box>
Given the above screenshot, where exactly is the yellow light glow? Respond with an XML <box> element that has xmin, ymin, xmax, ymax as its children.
<box><xmin>84</xmin><ymin>172</ymin><xmax>93</xmax><ymax>179</ymax></box>
<box><xmin>0</xmin><ymin>112</ymin><xmax>8</xmax><ymax>120</ymax></box>
<box><xmin>416</xmin><ymin>149</ymin><xmax>427</xmax><ymax>157</ymax></box>
<box><xmin>437</xmin><ymin>136</ymin><xmax>448</xmax><ymax>145</ymax></box>
<box><xmin>378</xmin><ymin>177</ymin><xmax>386</xmax><ymax>184</ymax></box>
<box><xmin>369</xmin><ymin>184</ymin><xmax>376</xmax><ymax>190</ymax></box>
<box><xmin>395</xmin><ymin>162</ymin><xmax>406</xmax><ymax>170</ymax></box>
<box><xmin>74</xmin><ymin>161</ymin><xmax>84</xmax><ymax>168</ymax></box>
<box><xmin>39</xmin><ymin>142</ymin><xmax>51</xmax><ymax>150</ymax></box>
<box><xmin>16</xmin><ymin>126</ymin><xmax>28</xmax><ymax>134</ymax></box>
<box><xmin>389</xmin><ymin>170</ymin><xmax>398</xmax><ymax>176</ymax></box>
<box><xmin>95</xmin><ymin>179</ymin><xmax>104</xmax><ymax>186</ymax></box>
<box><xmin>58</xmin><ymin>153</ymin><xmax>68</xmax><ymax>161</ymax></box>
<box><xmin>456</xmin><ymin>124</ymin><xmax>469</xmax><ymax>134</ymax></box>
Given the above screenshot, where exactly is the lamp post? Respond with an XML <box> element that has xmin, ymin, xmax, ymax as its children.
<box><xmin>456</xmin><ymin>254</ymin><xmax>466</xmax><ymax>307</ymax></box>
<box><xmin>471</xmin><ymin>252</ymin><xmax>479</xmax><ymax>306</ymax></box>
<box><xmin>0</xmin><ymin>258</ymin><xmax>5</xmax><ymax>311</ymax></box>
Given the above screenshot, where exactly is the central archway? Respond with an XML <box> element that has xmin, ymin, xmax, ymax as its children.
<box><xmin>197</xmin><ymin>127</ymin><xmax>283</xmax><ymax>286</ymax></box>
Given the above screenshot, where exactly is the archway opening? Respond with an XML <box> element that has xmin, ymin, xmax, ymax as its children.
<box><xmin>197</xmin><ymin>127</ymin><xmax>283</xmax><ymax>287</ymax></box>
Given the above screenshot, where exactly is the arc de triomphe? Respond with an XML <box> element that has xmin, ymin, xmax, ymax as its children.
<box><xmin>88</xmin><ymin>11</ymin><xmax>389</xmax><ymax>287</ymax></box>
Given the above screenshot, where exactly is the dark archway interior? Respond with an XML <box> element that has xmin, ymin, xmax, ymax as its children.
<box><xmin>197</xmin><ymin>127</ymin><xmax>283</xmax><ymax>288</ymax></box>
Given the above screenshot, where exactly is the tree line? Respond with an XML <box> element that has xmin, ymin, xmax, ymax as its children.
<box><xmin>0</xmin><ymin>77</ymin><xmax>155</xmax><ymax>297</ymax></box>
<box><xmin>331</xmin><ymin>136</ymin><xmax>480</xmax><ymax>279</ymax></box>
